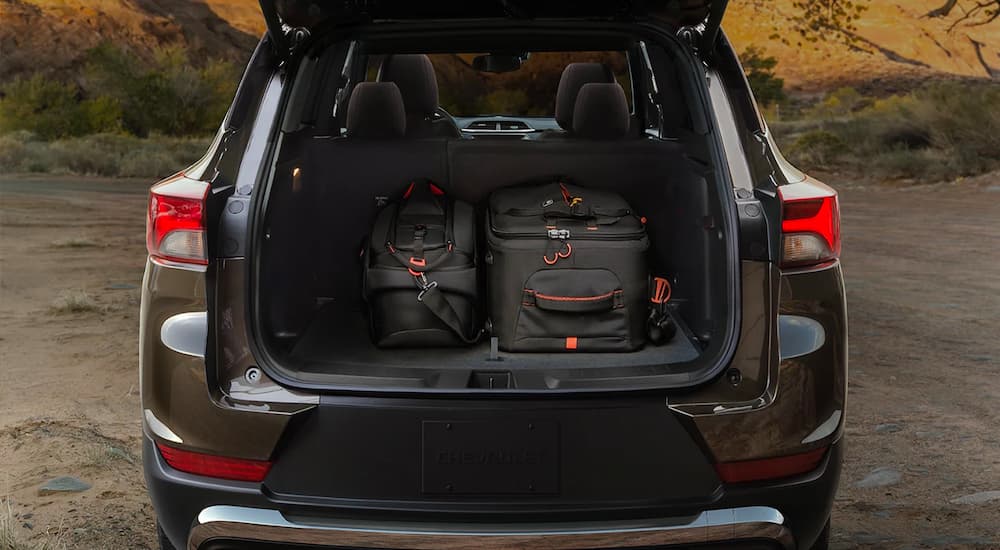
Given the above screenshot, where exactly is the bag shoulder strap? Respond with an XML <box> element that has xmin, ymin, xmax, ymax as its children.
<box><xmin>416</xmin><ymin>282</ymin><xmax>481</xmax><ymax>344</ymax></box>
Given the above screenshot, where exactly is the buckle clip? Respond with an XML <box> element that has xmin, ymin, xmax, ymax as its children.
<box><xmin>416</xmin><ymin>278</ymin><xmax>438</xmax><ymax>302</ymax></box>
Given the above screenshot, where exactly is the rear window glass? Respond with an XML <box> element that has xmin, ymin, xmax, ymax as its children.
<box><xmin>367</xmin><ymin>51</ymin><xmax>631</xmax><ymax>117</ymax></box>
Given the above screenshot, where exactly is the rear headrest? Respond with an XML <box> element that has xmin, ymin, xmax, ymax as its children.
<box><xmin>346</xmin><ymin>83</ymin><xmax>406</xmax><ymax>139</ymax></box>
<box><xmin>555</xmin><ymin>63</ymin><xmax>615</xmax><ymax>131</ymax></box>
<box><xmin>572</xmin><ymin>83</ymin><xmax>630</xmax><ymax>140</ymax></box>
<box><xmin>377</xmin><ymin>54</ymin><xmax>439</xmax><ymax>116</ymax></box>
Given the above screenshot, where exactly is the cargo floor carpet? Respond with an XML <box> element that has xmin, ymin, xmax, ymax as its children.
<box><xmin>288</xmin><ymin>304</ymin><xmax>702</xmax><ymax>375</ymax></box>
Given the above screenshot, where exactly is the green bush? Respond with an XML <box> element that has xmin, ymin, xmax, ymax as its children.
<box><xmin>0</xmin><ymin>43</ymin><xmax>237</xmax><ymax>140</ymax></box>
<box><xmin>83</xmin><ymin>43</ymin><xmax>238</xmax><ymax>137</ymax></box>
<box><xmin>805</xmin><ymin>87</ymin><xmax>870</xmax><ymax>119</ymax></box>
<box><xmin>0</xmin><ymin>75</ymin><xmax>122</xmax><ymax>139</ymax></box>
<box><xmin>786</xmin><ymin>130</ymin><xmax>848</xmax><ymax>167</ymax></box>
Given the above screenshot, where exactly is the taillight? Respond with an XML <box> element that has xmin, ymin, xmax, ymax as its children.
<box><xmin>715</xmin><ymin>446</ymin><xmax>828</xmax><ymax>483</ymax></box>
<box><xmin>156</xmin><ymin>442</ymin><xmax>272</xmax><ymax>482</ymax></box>
<box><xmin>146</xmin><ymin>175</ymin><xmax>210</xmax><ymax>266</ymax></box>
<box><xmin>778</xmin><ymin>181</ymin><xmax>840</xmax><ymax>268</ymax></box>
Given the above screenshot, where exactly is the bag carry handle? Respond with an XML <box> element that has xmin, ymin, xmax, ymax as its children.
<box><xmin>524</xmin><ymin>289</ymin><xmax>623</xmax><ymax>313</ymax></box>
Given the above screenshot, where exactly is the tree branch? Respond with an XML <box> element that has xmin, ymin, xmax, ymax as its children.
<box><xmin>926</xmin><ymin>0</ymin><xmax>960</xmax><ymax>17</ymax></box>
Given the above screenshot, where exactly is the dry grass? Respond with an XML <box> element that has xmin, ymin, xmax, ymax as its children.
<box><xmin>49</xmin><ymin>290</ymin><xmax>99</xmax><ymax>314</ymax></box>
<box><xmin>83</xmin><ymin>445</ymin><xmax>137</xmax><ymax>468</ymax></box>
<box><xmin>0</xmin><ymin>131</ymin><xmax>210</xmax><ymax>178</ymax></box>
<box><xmin>0</xmin><ymin>499</ymin><xmax>66</xmax><ymax>550</ymax></box>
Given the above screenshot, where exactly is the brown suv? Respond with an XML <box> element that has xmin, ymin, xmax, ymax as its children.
<box><xmin>141</xmin><ymin>2</ymin><xmax>847</xmax><ymax>549</ymax></box>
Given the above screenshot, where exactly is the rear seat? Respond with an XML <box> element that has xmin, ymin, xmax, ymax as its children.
<box><xmin>377</xmin><ymin>54</ymin><xmax>462</xmax><ymax>138</ymax></box>
<box><xmin>447</xmin><ymin>81</ymin><xmax>685</xmax><ymax>204</ymax></box>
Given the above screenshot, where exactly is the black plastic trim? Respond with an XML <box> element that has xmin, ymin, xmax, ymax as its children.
<box><xmin>146</xmin><ymin>433</ymin><xmax>842</xmax><ymax>549</ymax></box>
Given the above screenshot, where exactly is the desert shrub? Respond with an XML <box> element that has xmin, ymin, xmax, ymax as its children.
<box><xmin>806</xmin><ymin>87</ymin><xmax>870</xmax><ymax>119</ymax></box>
<box><xmin>0</xmin><ymin>75</ymin><xmax>121</xmax><ymax>139</ymax></box>
<box><xmin>909</xmin><ymin>81</ymin><xmax>1000</xmax><ymax>160</ymax></box>
<box><xmin>119</xmin><ymin>149</ymin><xmax>183</xmax><ymax>178</ymax></box>
<box><xmin>786</xmin><ymin>130</ymin><xmax>848</xmax><ymax>167</ymax></box>
<box><xmin>0</xmin><ymin>131</ymin><xmax>55</xmax><ymax>173</ymax></box>
<box><xmin>0</xmin><ymin>131</ymin><xmax>211</xmax><ymax>177</ymax></box>
<box><xmin>866</xmin><ymin>148</ymin><xmax>952</xmax><ymax>181</ymax></box>
<box><xmin>771</xmin><ymin>80</ymin><xmax>1000</xmax><ymax>181</ymax></box>
<box><xmin>0</xmin><ymin>132</ymin><xmax>29</xmax><ymax>169</ymax></box>
<box><xmin>741</xmin><ymin>46</ymin><xmax>786</xmax><ymax>107</ymax></box>
<box><xmin>48</xmin><ymin>138</ymin><xmax>122</xmax><ymax>176</ymax></box>
<box><xmin>83</xmin><ymin>43</ymin><xmax>238</xmax><ymax>137</ymax></box>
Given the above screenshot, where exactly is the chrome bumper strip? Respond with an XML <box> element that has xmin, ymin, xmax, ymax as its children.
<box><xmin>189</xmin><ymin>505</ymin><xmax>793</xmax><ymax>549</ymax></box>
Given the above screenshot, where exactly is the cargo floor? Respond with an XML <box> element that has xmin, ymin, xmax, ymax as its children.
<box><xmin>288</xmin><ymin>304</ymin><xmax>702</xmax><ymax>378</ymax></box>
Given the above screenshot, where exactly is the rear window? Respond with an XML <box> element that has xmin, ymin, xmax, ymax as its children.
<box><xmin>367</xmin><ymin>51</ymin><xmax>631</xmax><ymax>117</ymax></box>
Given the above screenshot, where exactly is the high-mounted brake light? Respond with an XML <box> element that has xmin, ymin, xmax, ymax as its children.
<box><xmin>779</xmin><ymin>181</ymin><xmax>840</xmax><ymax>268</ymax></box>
<box><xmin>146</xmin><ymin>175</ymin><xmax>210</xmax><ymax>266</ymax></box>
<box><xmin>715</xmin><ymin>446</ymin><xmax>828</xmax><ymax>483</ymax></box>
<box><xmin>156</xmin><ymin>442</ymin><xmax>272</xmax><ymax>482</ymax></box>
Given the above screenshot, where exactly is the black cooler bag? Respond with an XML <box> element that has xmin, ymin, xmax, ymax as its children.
<box><xmin>486</xmin><ymin>182</ymin><xmax>649</xmax><ymax>352</ymax></box>
<box><xmin>364</xmin><ymin>181</ymin><xmax>479</xmax><ymax>347</ymax></box>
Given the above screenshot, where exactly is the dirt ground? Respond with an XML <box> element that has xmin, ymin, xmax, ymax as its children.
<box><xmin>0</xmin><ymin>174</ymin><xmax>998</xmax><ymax>549</ymax></box>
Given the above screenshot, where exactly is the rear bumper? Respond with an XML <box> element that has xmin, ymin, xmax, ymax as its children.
<box><xmin>145</xmin><ymin>436</ymin><xmax>842</xmax><ymax>550</ymax></box>
<box><xmin>188</xmin><ymin>505</ymin><xmax>792</xmax><ymax>550</ymax></box>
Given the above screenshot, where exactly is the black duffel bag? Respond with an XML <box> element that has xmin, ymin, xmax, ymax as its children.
<box><xmin>486</xmin><ymin>181</ymin><xmax>649</xmax><ymax>352</ymax></box>
<box><xmin>364</xmin><ymin>180</ymin><xmax>480</xmax><ymax>347</ymax></box>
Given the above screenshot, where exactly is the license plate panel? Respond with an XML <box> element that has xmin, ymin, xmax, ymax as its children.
<box><xmin>421</xmin><ymin>420</ymin><xmax>559</xmax><ymax>495</ymax></box>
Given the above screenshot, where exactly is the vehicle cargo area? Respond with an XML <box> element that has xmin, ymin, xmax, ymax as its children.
<box><xmin>248</xmin><ymin>32</ymin><xmax>738</xmax><ymax>391</ymax></box>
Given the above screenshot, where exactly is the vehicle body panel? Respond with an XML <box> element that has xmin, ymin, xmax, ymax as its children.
<box><xmin>140</xmin><ymin>10</ymin><xmax>846</xmax><ymax>548</ymax></box>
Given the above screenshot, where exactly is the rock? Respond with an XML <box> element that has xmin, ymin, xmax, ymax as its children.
<box><xmin>855</xmin><ymin>467</ymin><xmax>902</xmax><ymax>488</ymax></box>
<box><xmin>38</xmin><ymin>476</ymin><xmax>91</xmax><ymax>495</ymax></box>
<box><xmin>949</xmin><ymin>490</ymin><xmax>1000</xmax><ymax>505</ymax></box>
<box><xmin>874</xmin><ymin>423</ymin><xmax>902</xmax><ymax>433</ymax></box>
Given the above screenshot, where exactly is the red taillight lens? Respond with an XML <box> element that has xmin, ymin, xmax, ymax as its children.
<box><xmin>147</xmin><ymin>175</ymin><xmax>210</xmax><ymax>265</ymax></box>
<box><xmin>779</xmin><ymin>181</ymin><xmax>841</xmax><ymax>268</ymax></box>
<box><xmin>156</xmin><ymin>442</ymin><xmax>272</xmax><ymax>482</ymax></box>
<box><xmin>715</xmin><ymin>446</ymin><xmax>828</xmax><ymax>484</ymax></box>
